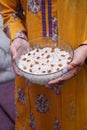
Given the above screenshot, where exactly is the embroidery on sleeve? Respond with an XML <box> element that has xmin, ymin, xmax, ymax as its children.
<box><xmin>27</xmin><ymin>0</ymin><xmax>41</xmax><ymax>14</ymax></box>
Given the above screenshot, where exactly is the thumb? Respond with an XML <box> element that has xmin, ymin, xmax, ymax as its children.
<box><xmin>10</xmin><ymin>45</ymin><xmax>18</xmax><ymax>60</ymax></box>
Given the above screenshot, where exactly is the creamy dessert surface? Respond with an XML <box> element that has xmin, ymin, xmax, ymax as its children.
<box><xmin>18</xmin><ymin>47</ymin><xmax>72</xmax><ymax>74</ymax></box>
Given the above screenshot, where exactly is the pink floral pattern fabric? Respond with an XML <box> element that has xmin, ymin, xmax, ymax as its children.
<box><xmin>29</xmin><ymin>112</ymin><xmax>36</xmax><ymax>130</ymax></box>
<box><xmin>35</xmin><ymin>94</ymin><xmax>49</xmax><ymax>113</ymax></box>
<box><xmin>54</xmin><ymin>120</ymin><xmax>61</xmax><ymax>130</ymax></box>
<box><xmin>52</xmin><ymin>17</ymin><xmax>58</xmax><ymax>42</ymax></box>
<box><xmin>10</xmin><ymin>13</ymin><xmax>19</xmax><ymax>20</ymax></box>
<box><xmin>3</xmin><ymin>25</ymin><xmax>10</xmax><ymax>38</ymax></box>
<box><xmin>27</xmin><ymin>0</ymin><xmax>41</xmax><ymax>14</ymax></box>
<box><xmin>15</xmin><ymin>31</ymin><xmax>27</xmax><ymax>41</ymax></box>
<box><xmin>17</xmin><ymin>88</ymin><xmax>26</xmax><ymax>105</ymax></box>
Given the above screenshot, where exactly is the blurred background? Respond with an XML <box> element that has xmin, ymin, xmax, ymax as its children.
<box><xmin>0</xmin><ymin>13</ymin><xmax>16</xmax><ymax>130</ymax></box>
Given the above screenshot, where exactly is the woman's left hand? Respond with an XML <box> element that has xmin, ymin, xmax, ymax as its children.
<box><xmin>48</xmin><ymin>45</ymin><xmax>87</xmax><ymax>85</ymax></box>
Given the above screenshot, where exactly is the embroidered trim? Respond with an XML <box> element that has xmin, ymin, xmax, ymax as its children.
<box><xmin>52</xmin><ymin>17</ymin><xmax>58</xmax><ymax>42</ymax></box>
<box><xmin>48</xmin><ymin>0</ymin><xmax>52</xmax><ymax>37</ymax></box>
<box><xmin>14</xmin><ymin>31</ymin><xmax>28</xmax><ymax>41</ymax></box>
<box><xmin>3</xmin><ymin>24</ymin><xmax>10</xmax><ymax>38</ymax></box>
<box><xmin>54</xmin><ymin>119</ymin><xmax>62</xmax><ymax>130</ymax></box>
<box><xmin>27</xmin><ymin>0</ymin><xmax>41</xmax><ymax>14</ymax></box>
<box><xmin>35</xmin><ymin>94</ymin><xmax>49</xmax><ymax>113</ymax></box>
<box><xmin>29</xmin><ymin>113</ymin><xmax>36</xmax><ymax>130</ymax></box>
<box><xmin>10</xmin><ymin>13</ymin><xmax>19</xmax><ymax>20</ymax></box>
<box><xmin>17</xmin><ymin>88</ymin><xmax>26</xmax><ymax>105</ymax></box>
<box><xmin>41</xmin><ymin>0</ymin><xmax>47</xmax><ymax>37</ymax></box>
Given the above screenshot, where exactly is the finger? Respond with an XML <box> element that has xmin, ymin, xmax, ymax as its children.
<box><xmin>48</xmin><ymin>77</ymin><xmax>65</xmax><ymax>85</ymax></box>
<box><xmin>48</xmin><ymin>63</ymin><xmax>77</xmax><ymax>84</ymax></box>
<box><xmin>48</xmin><ymin>66</ymin><xmax>80</xmax><ymax>84</ymax></box>
<box><xmin>10</xmin><ymin>45</ymin><xmax>18</xmax><ymax>60</ymax></box>
<box><xmin>63</xmin><ymin>62</ymin><xmax>80</xmax><ymax>73</ymax></box>
<box><xmin>13</xmin><ymin>63</ymin><xmax>23</xmax><ymax>76</ymax></box>
<box><xmin>60</xmin><ymin>66</ymin><xmax>80</xmax><ymax>80</ymax></box>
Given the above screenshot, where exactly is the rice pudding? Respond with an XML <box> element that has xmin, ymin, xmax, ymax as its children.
<box><xmin>18</xmin><ymin>47</ymin><xmax>72</xmax><ymax>75</ymax></box>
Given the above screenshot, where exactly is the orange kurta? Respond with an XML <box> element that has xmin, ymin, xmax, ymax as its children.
<box><xmin>0</xmin><ymin>0</ymin><xmax>87</xmax><ymax>130</ymax></box>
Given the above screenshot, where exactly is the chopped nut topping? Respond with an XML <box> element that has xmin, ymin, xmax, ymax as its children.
<box><xmin>23</xmin><ymin>66</ymin><xmax>27</xmax><ymax>70</ymax></box>
<box><xmin>35</xmin><ymin>61</ymin><xmax>39</xmax><ymax>64</ymax></box>
<box><xmin>42</xmin><ymin>71</ymin><xmax>46</xmax><ymax>73</ymax></box>
<box><xmin>42</xmin><ymin>53</ymin><xmax>44</xmax><ymax>56</ymax></box>
<box><xmin>33</xmin><ymin>53</ymin><xmax>35</xmax><ymax>55</ymax></box>
<box><xmin>46</xmin><ymin>55</ymin><xmax>50</xmax><ymax>58</ymax></box>
<box><xmin>51</xmin><ymin>64</ymin><xmax>54</xmax><ymax>67</ymax></box>
<box><xmin>22</xmin><ymin>58</ymin><xmax>26</xmax><ymax>61</ymax></box>
<box><xmin>37</xmin><ymin>56</ymin><xmax>40</xmax><ymax>59</ymax></box>
<box><xmin>45</xmin><ymin>50</ymin><xmax>48</xmax><ymax>53</ymax></box>
<box><xmin>29</xmin><ymin>69</ymin><xmax>32</xmax><ymax>72</ymax></box>
<box><xmin>51</xmin><ymin>48</ymin><xmax>55</xmax><ymax>52</ymax></box>
<box><xmin>59</xmin><ymin>59</ymin><xmax>61</xmax><ymax>61</ymax></box>
<box><xmin>56</xmin><ymin>68</ymin><xmax>59</xmax><ymax>71</ymax></box>
<box><xmin>48</xmin><ymin>70</ymin><xmax>51</xmax><ymax>73</ymax></box>
<box><xmin>28</xmin><ymin>53</ymin><xmax>31</xmax><ymax>55</ymax></box>
<box><xmin>38</xmin><ymin>67</ymin><xmax>41</xmax><ymax>70</ymax></box>
<box><xmin>58</xmin><ymin>64</ymin><xmax>62</xmax><ymax>67</ymax></box>
<box><xmin>36</xmin><ymin>49</ymin><xmax>39</xmax><ymax>52</ymax></box>
<box><xmin>47</xmin><ymin>60</ymin><xmax>49</xmax><ymax>63</ymax></box>
<box><xmin>27</xmin><ymin>60</ymin><xmax>30</xmax><ymax>62</ymax></box>
<box><xmin>18</xmin><ymin>47</ymin><xmax>72</xmax><ymax>75</ymax></box>
<box><xmin>67</xmin><ymin>56</ymin><xmax>71</xmax><ymax>60</ymax></box>
<box><xmin>30</xmin><ymin>64</ymin><xmax>33</xmax><ymax>67</ymax></box>
<box><xmin>42</xmin><ymin>63</ymin><xmax>44</xmax><ymax>65</ymax></box>
<box><xmin>61</xmin><ymin>54</ymin><xmax>65</xmax><ymax>57</ymax></box>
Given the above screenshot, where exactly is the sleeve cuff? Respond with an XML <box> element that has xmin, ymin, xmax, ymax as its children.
<box><xmin>79</xmin><ymin>40</ymin><xmax>87</xmax><ymax>46</ymax></box>
<box><xmin>3</xmin><ymin>20</ymin><xmax>27</xmax><ymax>42</ymax></box>
<box><xmin>12</xmin><ymin>30</ymin><xmax>28</xmax><ymax>41</ymax></box>
<box><xmin>79</xmin><ymin>40</ymin><xmax>87</xmax><ymax>65</ymax></box>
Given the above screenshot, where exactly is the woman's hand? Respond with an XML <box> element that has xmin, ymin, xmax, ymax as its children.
<box><xmin>10</xmin><ymin>38</ymin><xmax>29</xmax><ymax>75</ymax></box>
<box><xmin>48</xmin><ymin>45</ymin><xmax>87</xmax><ymax>85</ymax></box>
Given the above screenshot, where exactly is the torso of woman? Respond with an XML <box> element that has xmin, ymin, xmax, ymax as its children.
<box><xmin>14</xmin><ymin>0</ymin><xmax>87</xmax><ymax>130</ymax></box>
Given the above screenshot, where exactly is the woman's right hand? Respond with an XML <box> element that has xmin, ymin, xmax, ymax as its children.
<box><xmin>10</xmin><ymin>38</ymin><xmax>29</xmax><ymax>75</ymax></box>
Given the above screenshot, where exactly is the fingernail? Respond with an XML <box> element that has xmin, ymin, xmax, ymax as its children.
<box><xmin>62</xmin><ymin>68</ymin><xmax>68</xmax><ymax>74</ymax></box>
